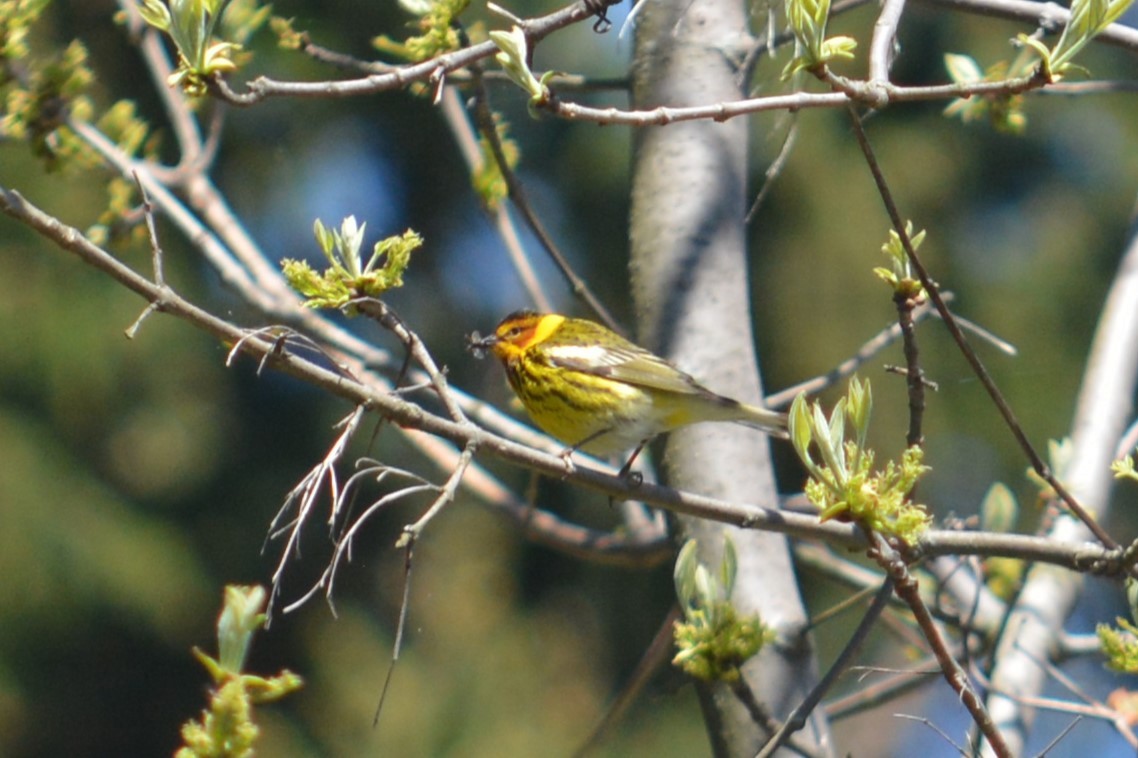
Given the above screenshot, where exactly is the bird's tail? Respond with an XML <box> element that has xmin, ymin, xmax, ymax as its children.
<box><xmin>735</xmin><ymin>401</ymin><xmax>790</xmax><ymax>439</ymax></box>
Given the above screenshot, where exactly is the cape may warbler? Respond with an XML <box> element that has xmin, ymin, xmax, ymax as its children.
<box><xmin>469</xmin><ymin>311</ymin><xmax>787</xmax><ymax>462</ymax></box>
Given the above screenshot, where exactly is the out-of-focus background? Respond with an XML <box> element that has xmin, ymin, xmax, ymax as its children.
<box><xmin>2</xmin><ymin>1</ymin><xmax>1137</xmax><ymax>755</ymax></box>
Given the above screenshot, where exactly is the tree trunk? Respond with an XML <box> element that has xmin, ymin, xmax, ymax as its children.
<box><xmin>629</xmin><ymin>1</ymin><xmax>831</xmax><ymax>754</ymax></box>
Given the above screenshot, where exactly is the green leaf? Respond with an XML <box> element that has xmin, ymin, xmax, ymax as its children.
<box><xmin>217</xmin><ymin>585</ymin><xmax>267</xmax><ymax>673</ymax></box>
<box><xmin>720</xmin><ymin>535</ymin><xmax>738</xmax><ymax>596</ymax></box>
<box><xmin>139</xmin><ymin>0</ymin><xmax>173</xmax><ymax>30</ymax></box>
<box><xmin>944</xmin><ymin>53</ymin><xmax>982</xmax><ymax>84</ymax></box>
<box><xmin>674</xmin><ymin>539</ymin><xmax>699</xmax><ymax>613</ymax></box>
<box><xmin>490</xmin><ymin>27</ymin><xmax>547</xmax><ymax>103</ymax></box>
<box><xmin>980</xmin><ymin>482</ymin><xmax>1018</xmax><ymax>534</ymax></box>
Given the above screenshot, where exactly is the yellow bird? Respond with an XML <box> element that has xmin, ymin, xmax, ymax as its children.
<box><xmin>469</xmin><ymin>311</ymin><xmax>787</xmax><ymax>466</ymax></box>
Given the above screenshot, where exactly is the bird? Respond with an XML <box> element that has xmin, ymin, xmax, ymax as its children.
<box><xmin>468</xmin><ymin>310</ymin><xmax>787</xmax><ymax>470</ymax></box>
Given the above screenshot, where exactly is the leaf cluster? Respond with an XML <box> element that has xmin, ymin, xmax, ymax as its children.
<box><xmin>944</xmin><ymin>0</ymin><xmax>1134</xmax><ymax>131</ymax></box>
<box><xmin>177</xmin><ymin>586</ymin><xmax>303</xmax><ymax>758</ymax></box>
<box><xmin>672</xmin><ymin>538</ymin><xmax>775</xmax><ymax>682</ymax></box>
<box><xmin>942</xmin><ymin>54</ymin><xmax>1029</xmax><ymax>134</ymax></box>
<box><xmin>873</xmin><ymin>221</ymin><xmax>927</xmax><ymax>302</ymax></box>
<box><xmin>0</xmin><ymin>1</ymin><xmax>96</xmax><ymax>171</ymax></box>
<box><xmin>373</xmin><ymin>0</ymin><xmax>471</xmax><ymax>63</ymax></box>
<box><xmin>138</xmin><ymin>0</ymin><xmax>270</xmax><ymax>96</ymax></box>
<box><xmin>782</xmin><ymin>0</ymin><xmax>857</xmax><ymax>79</ymax></box>
<box><xmin>790</xmin><ymin>378</ymin><xmax>931</xmax><ymax>542</ymax></box>
<box><xmin>281</xmin><ymin>217</ymin><xmax>422</xmax><ymax>311</ymax></box>
<box><xmin>1099</xmin><ymin>618</ymin><xmax>1138</xmax><ymax>674</ymax></box>
<box><xmin>1021</xmin><ymin>0</ymin><xmax>1134</xmax><ymax>80</ymax></box>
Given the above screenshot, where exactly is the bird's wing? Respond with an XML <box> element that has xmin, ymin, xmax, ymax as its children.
<box><xmin>544</xmin><ymin>343</ymin><xmax>705</xmax><ymax>396</ymax></box>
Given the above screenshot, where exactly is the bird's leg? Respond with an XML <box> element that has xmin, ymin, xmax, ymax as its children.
<box><xmin>559</xmin><ymin>427</ymin><xmax>617</xmax><ymax>477</ymax></box>
<box><xmin>618</xmin><ymin>440</ymin><xmax>649</xmax><ymax>487</ymax></box>
<box><xmin>601</xmin><ymin>440</ymin><xmax>650</xmax><ymax>510</ymax></box>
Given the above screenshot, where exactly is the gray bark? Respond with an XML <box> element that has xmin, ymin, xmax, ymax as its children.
<box><xmin>629</xmin><ymin>0</ymin><xmax>831</xmax><ymax>754</ymax></box>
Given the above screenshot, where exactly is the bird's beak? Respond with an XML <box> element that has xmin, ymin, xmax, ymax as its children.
<box><xmin>466</xmin><ymin>330</ymin><xmax>498</xmax><ymax>359</ymax></box>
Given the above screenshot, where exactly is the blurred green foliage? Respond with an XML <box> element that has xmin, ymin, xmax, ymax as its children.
<box><xmin>1</xmin><ymin>0</ymin><xmax>1137</xmax><ymax>755</ymax></box>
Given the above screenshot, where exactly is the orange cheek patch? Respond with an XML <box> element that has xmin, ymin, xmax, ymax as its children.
<box><xmin>509</xmin><ymin>324</ymin><xmax>538</xmax><ymax>349</ymax></box>
<box><xmin>496</xmin><ymin>314</ymin><xmax>565</xmax><ymax>350</ymax></box>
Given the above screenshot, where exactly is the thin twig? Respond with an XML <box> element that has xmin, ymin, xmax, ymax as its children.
<box><xmin>4</xmin><ymin>186</ymin><xmax>1135</xmax><ymax>576</ymax></box>
<box><xmin>374</xmin><ymin>537</ymin><xmax>416</xmax><ymax>727</ymax></box>
<box><xmin>746</xmin><ymin>117</ymin><xmax>799</xmax><ymax>225</ymax></box>
<box><xmin>124</xmin><ymin>172</ymin><xmax>166</xmax><ymax>338</ymax></box>
<box><xmin>916</xmin><ymin>0</ymin><xmax>1138</xmax><ymax>53</ymax></box>
<box><xmin>823</xmin><ymin>656</ymin><xmax>941</xmax><ymax>720</ymax></box>
<box><xmin>756</xmin><ymin>578</ymin><xmax>895</xmax><ymax>757</ymax></box>
<box><xmin>461</xmin><ymin>30</ymin><xmax>621</xmax><ymax>331</ymax></box>
<box><xmin>573</xmin><ymin>606</ymin><xmax>682</xmax><ymax>757</ymax></box>
<box><xmin>843</xmin><ymin>106</ymin><xmax>1118</xmax><ymax>551</ymax></box>
<box><xmin>893</xmin><ymin>713</ymin><xmax>967</xmax><ymax>755</ymax></box>
<box><xmin>1036</xmin><ymin>717</ymin><xmax>1082</xmax><ymax>756</ymax></box>
<box><xmin>807</xmin><ymin>583</ymin><xmax>884</xmax><ymax>629</ymax></box>
<box><xmin>769</xmin><ymin>299</ymin><xmax>942</xmax><ymax>406</ymax></box>
<box><xmin>407</xmin><ymin>428</ymin><xmax>671</xmax><ymax>567</ymax></box>
<box><xmin>280</xmin><ymin>464</ymin><xmax>435</xmax><ymax>616</ymax></box>
<box><xmin>353</xmin><ymin>298</ymin><xmax>469</xmax><ymax>424</ymax></box>
<box><xmin>872</xmin><ymin>535</ymin><xmax>1011</xmax><ymax>757</ymax></box>
<box><xmin>868</xmin><ymin>0</ymin><xmax>907</xmax><ymax>84</ymax></box>
<box><xmin>206</xmin><ymin>0</ymin><xmax>627</xmax><ymax>106</ymax></box>
<box><xmin>972</xmin><ymin>665</ymin><xmax>1138</xmax><ymax>749</ymax></box>
<box><xmin>398</xmin><ymin>441</ymin><xmax>478</xmax><ymax>544</ymax></box>
<box><xmin>116</xmin><ymin>1</ymin><xmax>207</xmax><ymax>176</ymax></box>
<box><xmin>895</xmin><ymin>292</ymin><xmax>927</xmax><ymax>447</ymax></box>
<box><xmin>1115</xmin><ymin>418</ymin><xmax>1138</xmax><ymax>459</ymax></box>
<box><xmin>263</xmin><ymin>406</ymin><xmax>366</xmax><ymax>621</ymax></box>
<box><xmin>731</xmin><ymin>679</ymin><xmax>822</xmax><ymax>758</ymax></box>
<box><xmin>437</xmin><ymin>86</ymin><xmax>554</xmax><ymax>312</ymax></box>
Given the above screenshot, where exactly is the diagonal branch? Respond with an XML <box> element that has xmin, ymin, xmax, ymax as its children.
<box><xmin>206</xmin><ymin>0</ymin><xmax>625</xmax><ymax>105</ymax></box>
<box><xmin>844</xmin><ymin>106</ymin><xmax>1119</xmax><ymax>550</ymax></box>
<box><xmin>4</xmin><ymin>185</ymin><xmax>1135</xmax><ymax>575</ymax></box>
<box><xmin>982</xmin><ymin>209</ymin><xmax>1138</xmax><ymax>756</ymax></box>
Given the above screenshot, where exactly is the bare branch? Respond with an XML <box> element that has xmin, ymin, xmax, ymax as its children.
<box><xmin>983</xmin><ymin>206</ymin><xmax>1138</xmax><ymax>755</ymax></box>
<box><xmin>844</xmin><ymin>105</ymin><xmax>1118</xmax><ymax>550</ymax></box>
<box><xmin>918</xmin><ymin>0</ymin><xmax>1138</xmax><ymax>53</ymax></box>
<box><xmin>2</xmin><ymin>185</ymin><xmax>1133</xmax><ymax>576</ymax></box>
<box><xmin>868</xmin><ymin>0</ymin><xmax>907</xmax><ymax>84</ymax></box>
<box><xmin>872</xmin><ymin>536</ymin><xmax>1011</xmax><ymax>756</ymax></box>
<box><xmin>437</xmin><ymin>86</ymin><xmax>554</xmax><ymax>312</ymax></box>
<box><xmin>205</xmin><ymin>0</ymin><xmax>625</xmax><ymax>106</ymax></box>
<box><xmin>264</xmin><ymin>406</ymin><xmax>366</xmax><ymax>620</ymax></box>
<box><xmin>461</xmin><ymin>35</ymin><xmax>621</xmax><ymax>330</ymax></box>
<box><xmin>757</xmin><ymin>579</ymin><xmax>895</xmax><ymax>757</ymax></box>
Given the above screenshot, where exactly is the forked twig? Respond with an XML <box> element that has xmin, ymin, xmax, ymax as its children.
<box><xmin>280</xmin><ymin>461</ymin><xmax>436</xmax><ymax>616</ymax></box>
<box><xmin>353</xmin><ymin>298</ymin><xmax>469</xmax><ymax>424</ymax></box>
<box><xmin>461</xmin><ymin>26</ymin><xmax>622</xmax><ymax>332</ymax></box>
<box><xmin>263</xmin><ymin>406</ymin><xmax>366</xmax><ymax>621</ymax></box>
<box><xmin>437</xmin><ymin>86</ymin><xmax>554</xmax><ymax>312</ymax></box>
<box><xmin>124</xmin><ymin>172</ymin><xmax>167</xmax><ymax>338</ymax></box>
<box><xmin>893</xmin><ymin>713</ymin><xmax>967</xmax><ymax>755</ymax></box>
<box><xmin>845</xmin><ymin>106</ymin><xmax>1118</xmax><ymax>551</ymax></box>
<box><xmin>823</xmin><ymin>657</ymin><xmax>940</xmax><ymax>720</ymax></box>
<box><xmin>871</xmin><ymin>535</ymin><xmax>1011</xmax><ymax>756</ymax></box>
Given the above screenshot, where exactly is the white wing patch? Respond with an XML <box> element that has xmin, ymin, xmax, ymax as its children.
<box><xmin>543</xmin><ymin>344</ymin><xmax>625</xmax><ymax>367</ymax></box>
